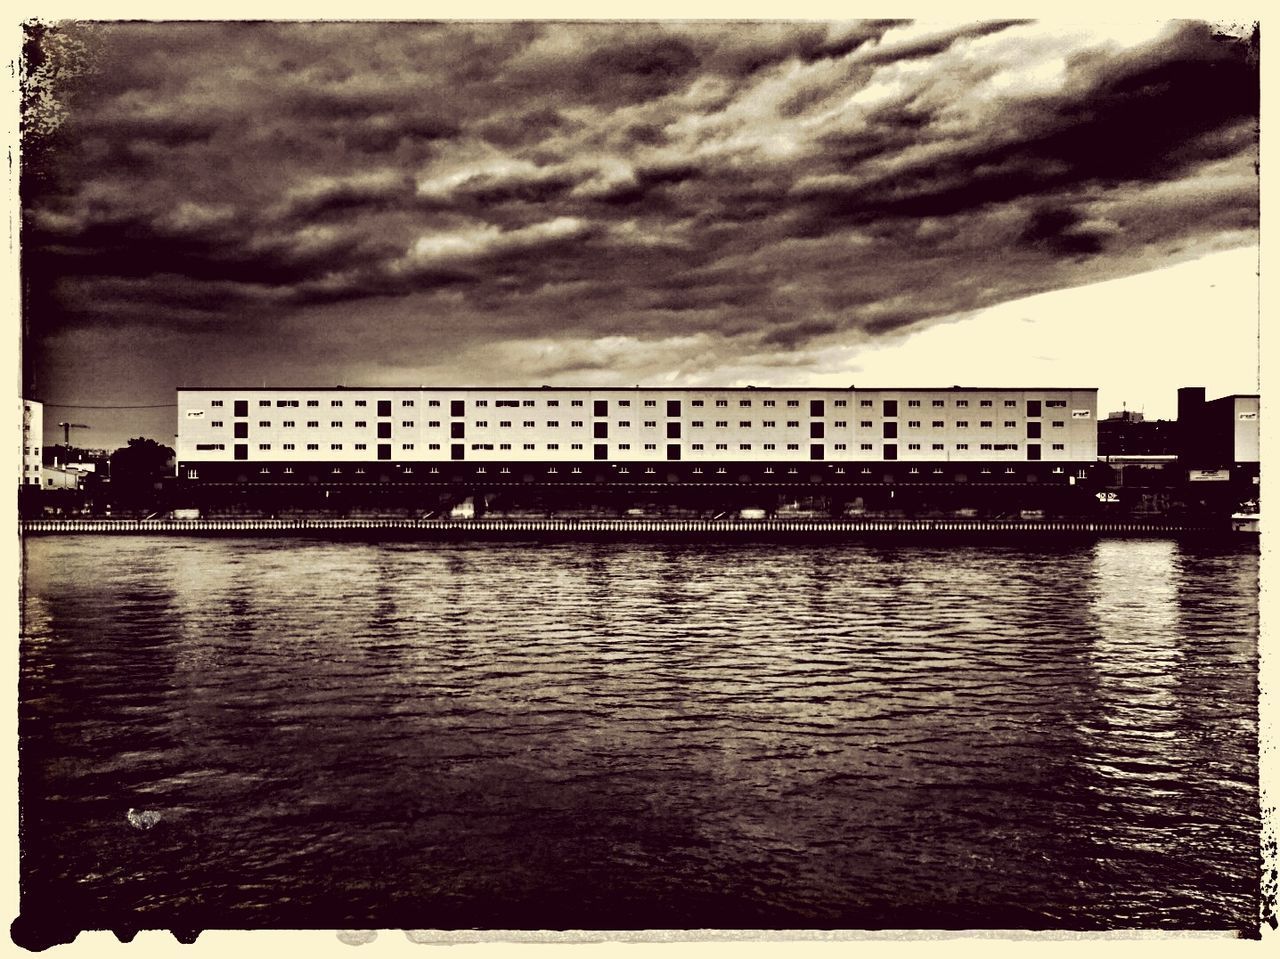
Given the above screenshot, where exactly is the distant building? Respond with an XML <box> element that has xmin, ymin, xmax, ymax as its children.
<box><xmin>1098</xmin><ymin>410</ymin><xmax>1177</xmax><ymax>456</ymax></box>
<box><xmin>1175</xmin><ymin>387</ymin><xmax>1259</xmax><ymax>491</ymax></box>
<box><xmin>41</xmin><ymin>465</ymin><xmax>84</xmax><ymax>490</ymax></box>
<box><xmin>21</xmin><ymin>399</ymin><xmax>42</xmax><ymax>487</ymax></box>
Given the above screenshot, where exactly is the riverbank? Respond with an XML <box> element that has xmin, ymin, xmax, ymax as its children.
<box><xmin>20</xmin><ymin>517</ymin><xmax>1247</xmax><ymax>538</ymax></box>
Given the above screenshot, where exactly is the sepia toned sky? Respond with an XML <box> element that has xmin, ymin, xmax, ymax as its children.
<box><xmin>19</xmin><ymin>19</ymin><xmax>1259</xmax><ymax>450</ymax></box>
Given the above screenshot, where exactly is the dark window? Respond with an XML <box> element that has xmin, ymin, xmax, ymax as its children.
<box><xmin>450</xmin><ymin>400</ymin><xmax>464</xmax><ymax>417</ymax></box>
<box><xmin>377</xmin><ymin>400</ymin><xmax>392</xmax><ymax>417</ymax></box>
<box><xmin>233</xmin><ymin>444</ymin><xmax>248</xmax><ymax>460</ymax></box>
<box><xmin>451</xmin><ymin>444</ymin><xmax>464</xmax><ymax>461</ymax></box>
<box><xmin>1028</xmin><ymin>443</ymin><xmax>1042</xmax><ymax>461</ymax></box>
<box><xmin>884</xmin><ymin>443</ymin><xmax>898</xmax><ymax>461</ymax></box>
<box><xmin>882</xmin><ymin>422</ymin><xmax>897</xmax><ymax>439</ymax></box>
<box><xmin>233</xmin><ymin>422</ymin><xmax>249</xmax><ymax>439</ymax></box>
<box><xmin>594</xmin><ymin>444</ymin><xmax>608</xmax><ymax>460</ymax></box>
<box><xmin>1027</xmin><ymin>421</ymin><xmax>1042</xmax><ymax>439</ymax></box>
<box><xmin>377</xmin><ymin>444</ymin><xmax>391</xmax><ymax>460</ymax></box>
<box><xmin>810</xmin><ymin>443</ymin><xmax>824</xmax><ymax>460</ymax></box>
<box><xmin>593</xmin><ymin>400</ymin><xmax>608</xmax><ymax>417</ymax></box>
<box><xmin>666</xmin><ymin>422</ymin><xmax>681</xmax><ymax>439</ymax></box>
<box><xmin>593</xmin><ymin>422</ymin><xmax>608</xmax><ymax>439</ymax></box>
<box><xmin>883</xmin><ymin>399</ymin><xmax>898</xmax><ymax>417</ymax></box>
<box><xmin>450</xmin><ymin>422</ymin><xmax>465</xmax><ymax>439</ymax></box>
<box><xmin>810</xmin><ymin>399</ymin><xmax>825</xmax><ymax>417</ymax></box>
<box><xmin>233</xmin><ymin>400</ymin><xmax>248</xmax><ymax>417</ymax></box>
<box><xmin>667</xmin><ymin>443</ymin><xmax>681</xmax><ymax>461</ymax></box>
<box><xmin>810</xmin><ymin>421</ymin><xmax>824</xmax><ymax>439</ymax></box>
<box><xmin>378</xmin><ymin>422</ymin><xmax>392</xmax><ymax>439</ymax></box>
<box><xmin>1027</xmin><ymin>400</ymin><xmax>1041</xmax><ymax>417</ymax></box>
<box><xmin>666</xmin><ymin>400</ymin><xmax>681</xmax><ymax>417</ymax></box>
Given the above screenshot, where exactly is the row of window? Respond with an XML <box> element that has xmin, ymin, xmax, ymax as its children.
<box><xmin>190</xmin><ymin>440</ymin><xmax>1070</xmax><ymax>455</ymax></box>
<box><xmin>203</xmin><ymin>396</ymin><xmax>1078</xmax><ymax>413</ymax></box>
<box><xmin>185</xmin><ymin>464</ymin><xmax>1088</xmax><ymax>480</ymax></box>
<box><xmin>202</xmin><ymin>418</ymin><xmax>1072</xmax><ymax>431</ymax></box>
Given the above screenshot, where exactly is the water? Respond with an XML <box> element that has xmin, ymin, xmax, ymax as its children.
<box><xmin>17</xmin><ymin>537</ymin><xmax>1260</xmax><ymax>934</ymax></box>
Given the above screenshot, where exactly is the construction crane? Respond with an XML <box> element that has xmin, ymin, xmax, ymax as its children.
<box><xmin>57</xmin><ymin>422</ymin><xmax>90</xmax><ymax>444</ymax></box>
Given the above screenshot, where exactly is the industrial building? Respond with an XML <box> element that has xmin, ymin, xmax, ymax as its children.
<box><xmin>175</xmin><ymin>386</ymin><xmax>1098</xmax><ymax>492</ymax></box>
<box><xmin>21</xmin><ymin>399</ymin><xmax>42</xmax><ymax>488</ymax></box>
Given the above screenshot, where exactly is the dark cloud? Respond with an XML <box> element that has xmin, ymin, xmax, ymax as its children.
<box><xmin>20</xmin><ymin>19</ymin><xmax>1258</xmax><ymax>414</ymax></box>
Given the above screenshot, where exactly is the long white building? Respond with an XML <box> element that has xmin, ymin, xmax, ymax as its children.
<box><xmin>21</xmin><ymin>399</ymin><xmax>42</xmax><ymax>488</ymax></box>
<box><xmin>176</xmin><ymin>386</ymin><xmax>1097</xmax><ymax>484</ymax></box>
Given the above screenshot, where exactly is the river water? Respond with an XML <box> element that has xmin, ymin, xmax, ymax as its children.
<box><xmin>17</xmin><ymin>536</ymin><xmax>1260</xmax><ymax>934</ymax></box>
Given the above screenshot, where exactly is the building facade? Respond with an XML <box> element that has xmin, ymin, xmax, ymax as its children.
<box><xmin>21</xmin><ymin>399</ymin><xmax>42</xmax><ymax>488</ymax></box>
<box><xmin>176</xmin><ymin>386</ymin><xmax>1098</xmax><ymax>486</ymax></box>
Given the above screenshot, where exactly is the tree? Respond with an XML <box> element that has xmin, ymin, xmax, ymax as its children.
<box><xmin>108</xmin><ymin>437</ymin><xmax>174</xmax><ymax>506</ymax></box>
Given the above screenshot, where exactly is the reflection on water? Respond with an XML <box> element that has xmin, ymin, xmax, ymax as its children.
<box><xmin>18</xmin><ymin>537</ymin><xmax>1259</xmax><ymax>932</ymax></box>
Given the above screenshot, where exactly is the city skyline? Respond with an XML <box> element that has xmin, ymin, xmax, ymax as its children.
<box><xmin>19</xmin><ymin>20</ymin><xmax>1259</xmax><ymax>452</ymax></box>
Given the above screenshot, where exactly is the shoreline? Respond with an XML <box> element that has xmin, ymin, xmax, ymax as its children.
<box><xmin>20</xmin><ymin>517</ymin><xmax>1251</xmax><ymax>539</ymax></box>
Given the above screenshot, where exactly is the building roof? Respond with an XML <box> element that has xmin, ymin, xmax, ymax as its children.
<box><xmin>176</xmin><ymin>385</ymin><xmax>1099</xmax><ymax>393</ymax></box>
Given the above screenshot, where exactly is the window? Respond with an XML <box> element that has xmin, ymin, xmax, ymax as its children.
<box><xmin>496</xmin><ymin>399</ymin><xmax>518</xmax><ymax>408</ymax></box>
<box><xmin>259</xmin><ymin>400</ymin><xmax>272</xmax><ymax>408</ymax></box>
<box><xmin>212</xmin><ymin>421</ymin><xmax>223</xmax><ymax>428</ymax></box>
<box><xmin>235</xmin><ymin>401</ymin><xmax>250</xmax><ymax>416</ymax></box>
<box><xmin>259</xmin><ymin>421</ymin><xmax>271</xmax><ymax>427</ymax></box>
<box><xmin>1027</xmin><ymin>400</ymin><xmax>1042</xmax><ymax>417</ymax></box>
<box><xmin>571</xmin><ymin>420</ymin><xmax>583</xmax><ymax>428</ymax></box>
<box><xmin>932</xmin><ymin>400</ymin><xmax>945</xmax><ymax>408</ymax></box>
<box><xmin>739</xmin><ymin>421</ymin><xmax>751</xmax><ymax>428</ymax></box>
<box><xmin>332</xmin><ymin>443</ymin><xmax>343</xmax><ymax>450</ymax></box>
<box><xmin>1052</xmin><ymin>421</ymin><xmax>1065</xmax><ymax>428</ymax></box>
<box><xmin>715</xmin><ymin>443</ymin><xmax>728</xmax><ymax>450</ymax></box>
<box><xmin>788</xmin><ymin>400</ymin><xmax>800</xmax><ymax>408</ymax></box>
<box><xmin>547</xmin><ymin>443</ymin><xmax>559</xmax><ymax>450</ymax></box>
<box><xmin>617</xmin><ymin>443</ymin><xmax>630</xmax><ymax>450</ymax></box>
<box><xmin>429</xmin><ymin>444</ymin><xmax>440</xmax><ymax>450</ymax></box>
<box><xmin>740</xmin><ymin>400</ymin><xmax>751</xmax><ymax>407</ymax></box>
<box><xmin>1004</xmin><ymin>421</ymin><xmax>1017</xmax><ymax>428</ymax></box>
<box><xmin>644</xmin><ymin>420</ymin><xmax>657</xmax><ymax>428</ymax></box>
<box><xmin>354</xmin><ymin>443</ymin><xmax>365</xmax><ymax>451</ymax></box>
<box><xmin>763</xmin><ymin>400</ymin><xmax>775</xmax><ymax>407</ymax></box>
<box><xmin>692</xmin><ymin>443</ymin><xmax>704</xmax><ymax>451</ymax></box>
<box><xmin>283</xmin><ymin>443</ymin><xmax>295</xmax><ymax>450</ymax></box>
<box><xmin>716</xmin><ymin>421</ymin><xmax>728</xmax><ymax>428</ymax></box>
<box><xmin>764</xmin><ymin>443</ymin><xmax>775</xmax><ymax>450</ymax></box>
<box><xmin>594</xmin><ymin>400</ymin><xmax>608</xmax><ymax>416</ymax></box>
<box><xmin>618</xmin><ymin>400</ymin><xmax>631</xmax><ymax>408</ymax></box>
<box><xmin>716</xmin><ymin>400</ymin><xmax>728</xmax><ymax>407</ymax></box>
<box><xmin>355</xmin><ymin>400</ymin><xmax>368</xmax><ymax>407</ymax></box>
<box><xmin>1005</xmin><ymin>400</ymin><xmax>1016</xmax><ymax>407</ymax></box>
<box><xmin>907</xmin><ymin>420</ymin><xmax>920</xmax><ymax>428</ymax></box>
<box><xmin>355</xmin><ymin>421</ymin><xmax>367</xmax><ymax>428</ymax></box>
<box><xmin>980</xmin><ymin>400</ymin><xmax>993</xmax><ymax>407</ymax></box>
<box><xmin>834</xmin><ymin>400</ymin><xmax>847</xmax><ymax>407</ymax></box>
<box><xmin>1046</xmin><ymin>400</ymin><xmax>1067</xmax><ymax>408</ymax></box>
<box><xmin>307</xmin><ymin>443</ymin><xmax>319</xmax><ymax>451</ymax></box>
<box><xmin>861</xmin><ymin>420</ymin><xmax>873</xmax><ymax>428</ymax></box>
<box><xmin>571</xmin><ymin>400</ymin><xmax>583</xmax><ymax>407</ymax></box>
<box><xmin>860</xmin><ymin>400</ymin><xmax>872</xmax><ymax>408</ymax></box>
<box><xmin>763</xmin><ymin>421</ymin><xmax>775</xmax><ymax>428</ymax></box>
<box><xmin>980</xmin><ymin>443</ymin><xmax>993</xmax><ymax>451</ymax></box>
<box><xmin>956</xmin><ymin>443</ymin><xmax>968</xmax><ymax>450</ymax></box>
<box><xmin>195</xmin><ymin>443</ymin><xmax>224</xmax><ymax>451</ymax></box>
<box><xmin>787</xmin><ymin>443</ymin><xmax>800</xmax><ymax>451</ymax></box>
<box><xmin>834</xmin><ymin>443</ymin><xmax>847</xmax><ymax>450</ymax></box>
<box><xmin>499</xmin><ymin>421</ymin><xmax>512</xmax><ymax>428</ymax></box>
<box><xmin>475</xmin><ymin>400</ymin><xmax>489</xmax><ymax>407</ymax></box>
<box><xmin>332</xmin><ymin>421</ymin><xmax>343</xmax><ymax>428</ymax></box>
<box><xmin>908</xmin><ymin>400</ymin><xmax>921</xmax><ymax>408</ymax></box>
<box><xmin>499</xmin><ymin>443</ymin><xmax>511</xmax><ymax>450</ymax></box>
<box><xmin>811</xmin><ymin>400</ymin><xmax>825</xmax><ymax>416</ymax></box>
<box><xmin>692</xmin><ymin>421</ymin><xmax>704</xmax><ymax>428</ymax></box>
<box><xmin>307</xmin><ymin>421</ymin><xmax>319</xmax><ymax>428</ymax></box>
<box><xmin>283</xmin><ymin>467</ymin><xmax>294</xmax><ymax>474</ymax></box>
<box><xmin>571</xmin><ymin>443</ymin><xmax>583</xmax><ymax>450</ymax></box>
<box><xmin>1052</xmin><ymin>443</ymin><xmax>1065</xmax><ymax>450</ymax></box>
<box><xmin>332</xmin><ymin>400</ymin><xmax>343</xmax><ymax>407</ymax></box>
<box><xmin>835</xmin><ymin>420</ymin><xmax>847</xmax><ymax>428</ymax></box>
<box><xmin>908</xmin><ymin>443</ymin><xmax>921</xmax><ymax>450</ymax></box>
<box><xmin>956</xmin><ymin>421</ymin><xmax>968</xmax><ymax>428</ymax></box>
<box><xmin>692</xmin><ymin>400</ymin><xmax>704</xmax><ymax>407</ymax></box>
<box><xmin>980</xmin><ymin>421</ymin><xmax>993</xmax><ymax>428</ymax></box>
<box><xmin>932</xmin><ymin>443</ymin><xmax>944</xmax><ymax>450</ymax></box>
<box><xmin>399</xmin><ymin>400</ymin><xmax>413</xmax><ymax>408</ymax></box>
<box><xmin>259</xmin><ymin>444</ymin><xmax>271</xmax><ymax>450</ymax></box>
<box><xmin>788</xmin><ymin>421</ymin><xmax>800</xmax><ymax>428</ymax></box>
<box><xmin>211</xmin><ymin>400</ymin><xmax>223</xmax><ymax>407</ymax></box>
<box><xmin>307</xmin><ymin>400</ymin><xmax>319</xmax><ymax>407</ymax></box>
<box><xmin>378</xmin><ymin>422</ymin><xmax>392</xmax><ymax>438</ymax></box>
<box><xmin>644</xmin><ymin>443</ymin><xmax>657</xmax><ymax>450</ymax></box>
<box><xmin>428</xmin><ymin>400</ymin><xmax>440</xmax><ymax>407</ymax></box>
<box><xmin>283</xmin><ymin>420</ymin><xmax>295</xmax><ymax>428</ymax></box>
<box><xmin>401</xmin><ymin>443</ymin><xmax>414</xmax><ymax>450</ymax></box>
<box><xmin>547</xmin><ymin>400</ymin><xmax>559</xmax><ymax>407</ymax></box>
<box><xmin>520</xmin><ymin>420</ymin><xmax>533</xmax><ymax>427</ymax></box>
<box><xmin>377</xmin><ymin>400</ymin><xmax>392</xmax><ymax>416</ymax></box>
<box><xmin>860</xmin><ymin>443</ymin><xmax>873</xmax><ymax>450</ymax></box>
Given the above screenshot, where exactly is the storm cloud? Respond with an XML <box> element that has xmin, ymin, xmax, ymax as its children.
<box><xmin>21</xmin><ymin>19</ymin><xmax>1258</xmax><ymax>417</ymax></box>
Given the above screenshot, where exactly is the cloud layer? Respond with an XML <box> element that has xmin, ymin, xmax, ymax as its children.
<box><xmin>22</xmin><ymin>20</ymin><xmax>1258</xmax><ymax>404</ymax></box>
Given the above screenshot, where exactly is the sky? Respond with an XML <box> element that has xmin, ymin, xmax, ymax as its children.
<box><xmin>17</xmin><ymin>18</ymin><xmax>1260</xmax><ymax>451</ymax></box>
